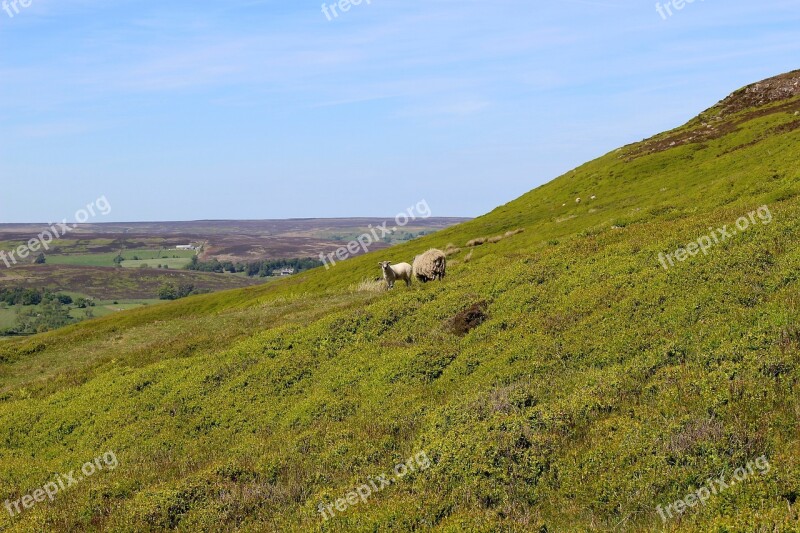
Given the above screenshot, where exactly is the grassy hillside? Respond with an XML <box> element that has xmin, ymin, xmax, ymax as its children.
<box><xmin>2</xmin><ymin>72</ymin><xmax>800</xmax><ymax>532</ymax></box>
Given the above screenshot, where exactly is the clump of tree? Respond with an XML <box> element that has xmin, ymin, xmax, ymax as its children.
<box><xmin>34</xmin><ymin>253</ymin><xmax>46</xmax><ymax>264</ymax></box>
<box><xmin>12</xmin><ymin>294</ymin><xmax>74</xmax><ymax>335</ymax></box>
<box><xmin>157</xmin><ymin>282</ymin><xmax>209</xmax><ymax>301</ymax></box>
<box><xmin>0</xmin><ymin>287</ymin><xmax>72</xmax><ymax>306</ymax></box>
<box><xmin>185</xmin><ymin>257</ymin><xmax>322</xmax><ymax>277</ymax></box>
<box><xmin>0</xmin><ymin>288</ymin><xmax>42</xmax><ymax>306</ymax></box>
<box><xmin>74</xmin><ymin>297</ymin><xmax>95</xmax><ymax>309</ymax></box>
<box><xmin>16</xmin><ymin>300</ymin><xmax>72</xmax><ymax>334</ymax></box>
<box><xmin>0</xmin><ymin>289</ymin><xmax>92</xmax><ymax>337</ymax></box>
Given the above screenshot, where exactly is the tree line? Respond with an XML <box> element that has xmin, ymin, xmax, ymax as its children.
<box><xmin>0</xmin><ymin>287</ymin><xmax>92</xmax><ymax>307</ymax></box>
<box><xmin>0</xmin><ymin>288</ymin><xmax>97</xmax><ymax>336</ymax></box>
<box><xmin>185</xmin><ymin>256</ymin><xmax>322</xmax><ymax>277</ymax></box>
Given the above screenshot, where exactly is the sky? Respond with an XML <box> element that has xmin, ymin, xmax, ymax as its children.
<box><xmin>0</xmin><ymin>0</ymin><xmax>799</xmax><ymax>223</ymax></box>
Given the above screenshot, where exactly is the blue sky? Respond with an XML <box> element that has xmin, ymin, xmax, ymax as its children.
<box><xmin>0</xmin><ymin>0</ymin><xmax>798</xmax><ymax>222</ymax></box>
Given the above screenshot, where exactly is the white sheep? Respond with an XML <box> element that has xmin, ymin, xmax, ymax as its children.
<box><xmin>412</xmin><ymin>249</ymin><xmax>447</xmax><ymax>282</ymax></box>
<box><xmin>575</xmin><ymin>197</ymin><xmax>582</xmax><ymax>204</ymax></box>
<box><xmin>379</xmin><ymin>261</ymin><xmax>412</xmax><ymax>289</ymax></box>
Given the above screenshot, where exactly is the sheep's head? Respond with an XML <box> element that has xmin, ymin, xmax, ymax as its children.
<box><xmin>379</xmin><ymin>261</ymin><xmax>392</xmax><ymax>273</ymax></box>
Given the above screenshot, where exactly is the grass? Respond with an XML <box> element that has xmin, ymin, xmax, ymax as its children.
<box><xmin>119</xmin><ymin>258</ymin><xmax>192</xmax><ymax>269</ymax></box>
<box><xmin>0</xmin><ymin>299</ymin><xmax>165</xmax><ymax>333</ymax></box>
<box><xmin>0</xmin><ymin>307</ymin><xmax>16</xmax><ymax>329</ymax></box>
<box><xmin>0</xmin><ymin>77</ymin><xmax>800</xmax><ymax>532</ymax></box>
<box><xmin>44</xmin><ymin>249</ymin><xmax>196</xmax><ymax>268</ymax></box>
<box><xmin>69</xmin><ymin>299</ymin><xmax>165</xmax><ymax>320</ymax></box>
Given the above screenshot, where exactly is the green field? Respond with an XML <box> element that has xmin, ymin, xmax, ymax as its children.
<box><xmin>0</xmin><ymin>307</ymin><xmax>16</xmax><ymax>329</ymax></box>
<box><xmin>119</xmin><ymin>258</ymin><xmax>193</xmax><ymax>269</ymax></box>
<box><xmin>1</xmin><ymin>73</ymin><xmax>800</xmax><ymax>531</ymax></box>
<box><xmin>0</xmin><ymin>299</ymin><xmax>166</xmax><ymax>333</ymax></box>
<box><xmin>43</xmin><ymin>249</ymin><xmax>196</xmax><ymax>268</ymax></box>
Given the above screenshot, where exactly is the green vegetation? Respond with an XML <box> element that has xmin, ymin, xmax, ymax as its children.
<box><xmin>1</xmin><ymin>75</ymin><xmax>800</xmax><ymax>531</ymax></box>
<box><xmin>0</xmin><ymin>289</ymin><xmax>92</xmax><ymax>336</ymax></box>
<box><xmin>44</xmin><ymin>249</ymin><xmax>196</xmax><ymax>268</ymax></box>
<box><xmin>0</xmin><ymin>307</ymin><xmax>17</xmax><ymax>330</ymax></box>
<box><xmin>0</xmin><ymin>264</ymin><xmax>264</xmax><ymax>301</ymax></box>
<box><xmin>14</xmin><ymin>298</ymin><xmax>74</xmax><ymax>335</ymax></box>
<box><xmin>157</xmin><ymin>282</ymin><xmax>208</xmax><ymax>301</ymax></box>
<box><xmin>186</xmin><ymin>256</ymin><xmax>322</xmax><ymax>276</ymax></box>
<box><xmin>330</xmin><ymin>228</ymin><xmax>433</xmax><ymax>244</ymax></box>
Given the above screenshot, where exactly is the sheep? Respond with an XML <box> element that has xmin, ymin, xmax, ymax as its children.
<box><xmin>379</xmin><ymin>261</ymin><xmax>412</xmax><ymax>289</ymax></box>
<box><xmin>575</xmin><ymin>197</ymin><xmax>582</xmax><ymax>204</ymax></box>
<box><xmin>412</xmin><ymin>249</ymin><xmax>447</xmax><ymax>282</ymax></box>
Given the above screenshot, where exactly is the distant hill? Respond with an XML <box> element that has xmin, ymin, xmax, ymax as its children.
<box><xmin>1</xmin><ymin>72</ymin><xmax>799</xmax><ymax>531</ymax></box>
<box><xmin>0</xmin><ymin>218</ymin><xmax>470</xmax><ymax>263</ymax></box>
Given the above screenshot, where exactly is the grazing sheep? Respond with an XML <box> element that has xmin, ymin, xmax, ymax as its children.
<box><xmin>379</xmin><ymin>261</ymin><xmax>412</xmax><ymax>289</ymax></box>
<box><xmin>413</xmin><ymin>249</ymin><xmax>447</xmax><ymax>282</ymax></box>
<box><xmin>590</xmin><ymin>195</ymin><xmax>597</xmax><ymax>200</ymax></box>
<box><xmin>575</xmin><ymin>197</ymin><xmax>582</xmax><ymax>204</ymax></box>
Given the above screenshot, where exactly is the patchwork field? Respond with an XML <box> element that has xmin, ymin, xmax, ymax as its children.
<box><xmin>0</xmin><ymin>218</ymin><xmax>468</xmax><ymax>265</ymax></box>
<box><xmin>0</xmin><ymin>218</ymin><xmax>466</xmax><ymax>335</ymax></box>
<box><xmin>0</xmin><ymin>265</ymin><xmax>265</xmax><ymax>301</ymax></box>
<box><xmin>42</xmin><ymin>250</ymin><xmax>197</xmax><ymax>269</ymax></box>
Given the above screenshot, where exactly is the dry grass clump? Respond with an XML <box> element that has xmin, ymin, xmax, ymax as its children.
<box><xmin>463</xmin><ymin>250</ymin><xmax>473</xmax><ymax>263</ymax></box>
<box><xmin>666</xmin><ymin>418</ymin><xmax>725</xmax><ymax>455</ymax></box>
<box><xmin>444</xmin><ymin>244</ymin><xmax>461</xmax><ymax>257</ymax></box>
<box><xmin>351</xmin><ymin>278</ymin><xmax>386</xmax><ymax>293</ymax></box>
<box><xmin>467</xmin><ymin>228</ymin><xmax>524</xmax><ymax>247</ymax></box>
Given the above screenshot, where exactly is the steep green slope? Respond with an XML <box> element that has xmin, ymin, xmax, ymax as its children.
<box><xmin>2</xmin><ymin>72</ymin><xmax>800</xmax><ymax>532</ymax></box>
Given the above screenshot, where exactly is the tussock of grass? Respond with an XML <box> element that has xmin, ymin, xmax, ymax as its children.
<box><xmin>468</xmin><ymin>228</ymin><xmax>524</xmax><ymax>247</ymax></box>
<box><xmin>444</xmin><ymin>244</ymin><xmax>461</xmax><ymax>257</ymax></box>
<box><xmin>350</xmin><ymin>278</ymin><xmax>387</xmax><ymax>293</ymax></box>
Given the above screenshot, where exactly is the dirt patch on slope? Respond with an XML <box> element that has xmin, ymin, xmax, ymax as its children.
<box><xmin>447</xmin><ymin>301</ymin><xmax>489</xmax><ymax>336</ymax></box>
